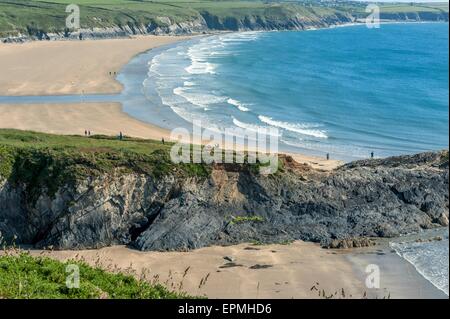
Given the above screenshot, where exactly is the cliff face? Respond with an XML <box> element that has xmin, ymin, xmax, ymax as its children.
<box><xmin>0</xmin><ymin>151</ymin><xmax>448</xmax><ymax>251</ymax></box>
<box><xmin>1</xmin><ymin>14</ymin><xmax>350</xmax><ymax>42</ymax></box>
<box><xmin>196</xmin><ymin>11</ymin><xmax>355</xmax><ymax>32</ymax></box>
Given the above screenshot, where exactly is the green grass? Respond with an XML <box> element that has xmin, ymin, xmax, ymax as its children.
<box><xmin>1</xmin><ymin>0</ymin><xmax>447</xmax><ymax>38</ymax></box>
<box><xmin>230</xmin><ymin>215</ymin><xmax>265</xmax><ymax>225</ymax></box>
<box><xmin>378</xmin><ymin>3</ymin><xmax>449</xmax><ymax>13</ymax></box>
<box><xmin>0</xmin><ymin>0</ymin><xmax>198</xmax><ymax>37</ymax></box>
<box><xmin>0</xmin><ymin>251</ymin><xmax>193</xmax><ymax>299</ymax></box>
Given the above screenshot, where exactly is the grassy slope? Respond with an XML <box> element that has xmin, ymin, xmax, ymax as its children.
<box><xmin>0</xmin><ymin>251</ymin><xmax>192</xmax><ymax>298</ymax></box>
<box><xmin>0</xmin><ymin>0</ymin><xmax>448</xmax><ymax>37</ymax></box>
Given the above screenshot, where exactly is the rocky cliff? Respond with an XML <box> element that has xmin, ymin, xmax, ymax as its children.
<box><xmin>1</xmin><ymin>6</ymin><xmax>448</xmax><ymax>43</ymax></box>
<box><xmin>2</xmin><ymin>14</ymin><xmax>353</xmax><ymax>42</ymax></box>
<box><xmin>1</xmin><ymin>150</ymin><xmax>448</xmax><ymax>251</ymax></box>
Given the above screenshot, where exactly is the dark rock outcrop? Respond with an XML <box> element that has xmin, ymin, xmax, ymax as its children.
<box><xmin>326</xmin><ymin>237</ymin><xmax>376</xmax><ymax>249</ymax></box>
<box><xmin>0</xmin><ymin>151</ymin><xmax>448</xmax><ymax>251</ymax></box>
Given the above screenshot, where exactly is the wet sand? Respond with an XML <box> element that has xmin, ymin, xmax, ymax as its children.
<box><xmin>0</xmin><ymin>103</ymin><xmax>342</xmax><ymax>171</ymax></box>
<box><xmin>345</xmin><ymin>246</ymin><xmax>448</xmax><ymax>299</ymax></box>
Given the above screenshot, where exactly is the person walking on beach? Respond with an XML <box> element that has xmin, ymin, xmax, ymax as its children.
<box><xmin>371</xmin><ymin>151</ymin><xmax>374</xmax><ymax>159</ymax></box>
<box><xmin>326</xmin><ymin>153</ymin><xmax>329</xmax><ymax>160</ymax></box>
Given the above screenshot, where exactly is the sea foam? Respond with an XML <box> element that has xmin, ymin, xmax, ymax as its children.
<box><xmin>227</xmin><ymin>98</ymin><xmax>250</xmax><ymax>112</ymax></box>
<box><xmin>232</xmin><ymin>117</ymin><xmax>281</xmax><ymax>137</ymax></box>
<box><xmin>258</xmin><ymin>115</ymin><xmax>328</xmax><ymax>139</ymax></box>
<box><xmin>391</xmin><ymin>235</ymin><xmax>449</xmax><ymax>296</ymax></box>
<box><xmin>173</xmin><ymin>87</ymin><xmax>227</xmax><ymax>108</ymax></box>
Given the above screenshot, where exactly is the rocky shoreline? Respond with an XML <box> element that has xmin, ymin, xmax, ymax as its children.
<box><xmin>0</xmin><ymin>150</ymin><xmax>448</xmax><ymax>251</ymax></box>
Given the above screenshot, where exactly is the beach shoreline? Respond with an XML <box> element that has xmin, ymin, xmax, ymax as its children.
<box><xmin>345</xmin><ymin>233</ymin><xmax>449</xmax><ymax>299</ymax></box>
<box><xmin>15</xmin><ymin>237</ymin><xmax>446</xmax><ymax>299</ymax></box>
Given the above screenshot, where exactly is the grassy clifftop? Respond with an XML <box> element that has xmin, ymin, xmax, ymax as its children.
<box><xmin>0</xmin><ymin>129</ymin><xmax>276</xmax><ymax>204</ymax></box>
<box><xmin>0</xmin><ymin>129</ymin><xmax>211</xmax><ymax>202</ymax></box>
<box><xmin>0</xmin><ymin>0</ymin><xmax>448</xmax><ymax>38</ymax></box>
<box><xmin>0</xmin><ymin>251</ymin><xmax>192</xmax><ymax>298</ymax></box>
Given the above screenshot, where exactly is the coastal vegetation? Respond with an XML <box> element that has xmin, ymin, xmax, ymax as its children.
<box><xmin>0</xmin><ymin>0</ymin><xmax>448</xmax><ymax>39</ymax></box>
<box><xmin>230</xmin><ymin>215</ymin><xmax>265</xmax><ymax>224</ymax></box>
<box><xmin>0</xmin><ymin>129</ymin><xmax>274</xmax><ymax>206</ymax></box>
<box><xmin>0</xmin><ymin>250</ymin><xmax>192</xmax><ymax>298</ymax></box>
<box><xmin>0</xmin><ymin>129</ymin><xmax>212</xmax><ymax>202</ymax></box>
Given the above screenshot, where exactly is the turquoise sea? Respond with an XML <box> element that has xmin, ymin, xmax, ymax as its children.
<box><xmin>140</xmin><ymin>23</ymin><xmax>449</xmax><ymax>160</ymax></box>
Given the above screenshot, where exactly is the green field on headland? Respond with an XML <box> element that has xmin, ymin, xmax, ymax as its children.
<box><xmin>0</xmin><ymin>0</ymin><xmax>448</xmax><ymax>38</ymax></box>
<box><xmin>0</xmin><ymin>129</ymin><xmax>275</xmax><ymax>206</ymax></box>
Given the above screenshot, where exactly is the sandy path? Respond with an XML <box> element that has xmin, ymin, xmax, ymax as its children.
<box><xmin>31</xmin><ymin>242</ymin><xmax>367</xmax><ymax>299</ymax></box>
<box><xmin>0</xmin><ymin>36</ymin><xmax>191</xmax><ymax>96</ymax></box>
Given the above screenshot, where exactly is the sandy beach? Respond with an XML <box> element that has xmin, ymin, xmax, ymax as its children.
<box><xmin>347</xmin><ymin>246</ymin><xmax>448</xmax><ymax>299</ymax></box>
<box><xmin>0</xmin><ymin>36</ymin><xmax>191</xmax><ymax>96</ymax></box>
<box><xmin>25</xmin><ymin>240</ymin><xmax>446</xmax><ymax>299</ymax></box>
